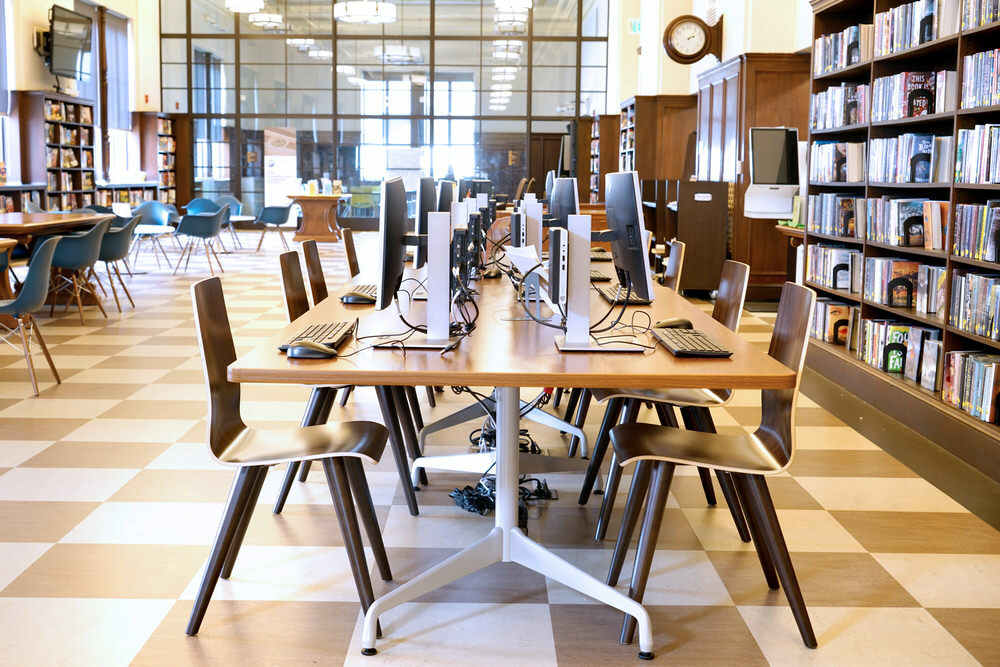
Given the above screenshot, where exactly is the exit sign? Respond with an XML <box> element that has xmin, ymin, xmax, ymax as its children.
<box><xmin>628</xmin><ymin>18</ymin><xmax>641</xmax><ymax>34</ymax></box>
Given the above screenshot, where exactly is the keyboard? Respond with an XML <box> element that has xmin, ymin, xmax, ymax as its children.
<box><xmin>351</xmin><ymin>284</ymin><xmax>377</xmax><ymax>298</ymax></box>
<box><xmin>590</xmin><ymin>269</ymin><xmax>611</xmax><ymax>282</ymax></box>
<box><xmin>594</xmin><ymin>284</ymin><xmax>652</xmax><ymax>306</ymax></box>
<box><xmin>651</xmin><ymin>328</ymin><xmax>732</xmax><ymax>358</ymax></box>
<box><xmin>591</xmin><ymin>248</ymin><xmax>613</xmax><ymax>262</ymax></box>
<box><xmin>279</xmin><ymin>321</ymin><xmax>355</xmax><ymax>352</ymax></box>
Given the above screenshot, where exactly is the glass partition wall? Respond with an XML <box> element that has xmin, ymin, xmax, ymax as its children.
<box><xmin>161</xmin><ymin>0</ymin><xmax>608</xmax><ymax>217</ymax></box>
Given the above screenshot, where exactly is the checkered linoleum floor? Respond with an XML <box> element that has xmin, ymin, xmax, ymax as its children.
<box><xmin>0</xmin><ymin>232</ymin><xmax>998</xmax><ymax>666</ymax></box>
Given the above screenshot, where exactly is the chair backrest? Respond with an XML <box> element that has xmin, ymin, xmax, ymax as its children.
<box><xmin>712</xmin><ymin>260</ymin><xmax>751</xmax><ymax>332</ymax></box>
<box><xmin>13</xmin><ymin>237</ymin><xmax>61</xmax><ymax>315</ymax></box>
<box><xmin>525</xmin><ymin>177</ymin><xmax>536</xmax><ymax>195</ymax></box>
<box><xmin>178</xmin><ymin>207</ymin><xmax>227</xmax><ymax>238</ymax></box>
<box><xmin>99</xmin><ymin>215</ymin><xmax>142</xmax><ymax>262</ymax></box>
<box><xmin>754</xmin><ymin>282</ymin><xmax>816</xmax><ymax>470</ymax></box>
<box><xmin>342</xmin><ymin>228</ymin><xmax>360</xmax><ymax>279</ymax></box>
<box><xmin>132</xmin><ymin>200</ymin><xmax>171</xmax><ymax>226</ymax></box>
<box><xmin>301</xmin><ymin>239</ymin><xmax>329</xmax><ymax>304</ymax></box>
<box><xmin>86</xmin><ymin>205</ymin><xmax>115</xmax><ymax>214</ymax></box>
<box><xmin>185</xmin><ymin>197</ymin><xmax>221</xmax><ymax>215</ymax></box>
<box><xmin>51</xmin><ymin>218</ymin><xmax>111</xmax><ymax>270</ymax></box>
<box><xmin>513</xmin><ymin>177</ymin><xmax>528</xmax><ymax>201</ymax></box>
<box><xmin>24</xmin><ymin>201</ymin><xmax>45</xmax><ymax>214</ymax></box>
<box><xmin>257</xmin><ymin>205</ymin><xmax>293</xmax><ymax>225</ymax></box>
<box><xmin>279</xmin><ymin>251</ymin><xmax>310</xmax><ymax>321</ymax></box>
<box><xmin>662</xmin><ymin>239</ymin><xmax>685</xmax><ymax>291</ymax></box>
<box><xmin>215</xmin><ymin>195</ymin><xmax>243</xmax><ymax>216</ymax></box>
<box><xmin>191</xmin><ymin>277</ymin><xmax>246</xmax><ymax>460</ymax></box>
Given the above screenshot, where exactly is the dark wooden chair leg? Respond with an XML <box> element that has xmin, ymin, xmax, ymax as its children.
<box><xmin>716</xmin><ymin>471</ymin><xmax>751</xmax><ymax>542</ymax></box>
<box><xmin>621</xmin><ymin>460</ymin><xmax>676</xmax><ymax>645</ymax></box>
<box><xmin>424</xmin><ymin>385</ymin><xmax>436</xmax><ymax>407</ymax></box>
<box><xmin>567</xmin><ymin>388</ymin><xmax>592</xmax><ymax>458</ymax></box>
<box><xmin>562</xmin><ymin>388</ymin><xmax>581</xmax><ymax>427</ymax></box>
<box><xmin>339</xmin><ymin>385</ymin><xmax>354</xmax><ymax>407</ymax></box>
<box><xmin>273</xmin><ymin>387</ymin><xmax>333</xmax><ymax>514</ymax></box>
<box><xmin>220</xmin><ymin>466</ymin><xmax>268</xmax><ymax>579</ymax></box>
<box><xmin>578</xmin><ymin>397</ymin><xmax>625</xmax><ymax>504</ymax></box>
<box><xmin>737</xmin><ymin>474</ymin><xmax>818</xmax><ymax>648</ymax></box>
<box><xmin>697</xmin><ymin>468</ymin><xmax>718</xmax><ymax>506</ymax></box>
<box><xmin>393</xmin><ymin>386</ymin><xmax>427</xmax><ymax>487</ymax></box>
<box><xmin>186</xmin><ymin>466</ymin><xmax>260</xmax><ymax>635</ymax></box>
<box><xmin>553</xmin><ymin>387</ymin><xmax>564</xmax><ymax>408</ymax></box>
<box><xmin>732</xmin><ymin>474</ymin><xmax>779</xmax><ymax>590</ymax></box>
<box><xmin>405</xmin><ymin>386</ymin><xmax>425</xmax><ymax>432</ymax></box>
<box><xmin>607</xmin><ymin>460</ymin><xmax>651</xmax><ymax>587</ymax></box>
<box><xmin>376</xmin><ymin>385</ymin><xmax>419</xmax><ymax>516</ymax></box>
<box><xmin>595</xmin><ymin>399</ymin><xmax>641</xmax><ymax>540</ymax></box>
<box><xmin>345</xmin><ymin>458</ymin><xmax>392</xmax><ymax>582</ymax></box>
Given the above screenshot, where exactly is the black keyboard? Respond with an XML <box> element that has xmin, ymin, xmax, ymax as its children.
<box><xmin>590</xmin><ymin>269</ymin><xmax>611</xmax><ymax>282</ymax></box>
<box><xmin>279</xmin><ymin>321</ymin><xmax>355</xmax><ymax>352</ymax></box>
<box><xmin>591</xmin><ymin>248</ymin><xmax>613</xmax><ymax>262</ymax></box>
<box><xmin>595</xmin><ymin>284</ymin><xmax>652</xmax><ymax>306</ymax></box>
<box><xmin>652</xmin><ymin>328</ymin><xmax>732</xmax><ymax>358</ymax></box>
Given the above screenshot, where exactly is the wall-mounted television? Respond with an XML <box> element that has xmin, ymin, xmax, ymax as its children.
<box><xmin>48</xmin><ymin>6</ymin><xmax>92</xmax><ymax>81</ymax></box>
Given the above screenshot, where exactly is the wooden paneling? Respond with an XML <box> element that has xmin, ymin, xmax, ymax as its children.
<box><xmin>529</xmin><ymin>133</ymin><xmax>563</xmax><ymax>197</ymax></box>
<box><xmin>696</xmin><ymin>53</ymin><xmax>811</xmax><ymax>298</ymax></box>
<box><xmin>575</xmin><ymin>117</ymin><xmax>593</xmax><ymax>203</ymax></box>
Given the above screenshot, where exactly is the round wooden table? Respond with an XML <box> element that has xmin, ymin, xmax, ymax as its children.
<box><xmin>288</xmin><ymin>194</ymin><xmax>350</xmax><ymax>242</ymax></box>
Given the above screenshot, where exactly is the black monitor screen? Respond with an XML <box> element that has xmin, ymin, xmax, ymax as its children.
<box><xmin>604</xmin><ymin>171</ymin><xmax>652</xmax><ymax>302</ymax></box>
<box><xmin>437</xmin><ymin>180</ymin><xmax>455</xmax><ymax>212</ymax></box>
<box><xmin>749</xmin><ymin>128</ymin><xmax>799</xmax><ymax>185</ymax></box>
<box><xmin>413</xmin><ymin>177</ymin><xmax>435</xmax><ymax>269</ymax></box>
<box><xmin>549</xmin><ymin>178</ymin><xmax>579</xmax><ymax>228</ymax></box>
<box><xmin>376</xmin><ymin>178</ymin><xmax>408</xmax><ymax>310</ymax></box>
<box><xmin>49</xmin><ymin>6</ymin><xmax>92</xmax><ymax>81</ymax></box>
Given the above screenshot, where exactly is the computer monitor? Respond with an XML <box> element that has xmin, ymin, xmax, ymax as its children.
<box><xmin>548</xmin><ymin>177</ymin><xmax>580</xmax><ymax>228</ymax></box>
<box><xmin>458</xmin><ymin>178</ymin><xmax>474</xmax><ymax>201</ymax></box>
<box><xmin>470</xmin><ymin>179</ymin><xmax>492</xmax><ymax>198</ymax></box>
<box><xmin>513</xmin><ymin>177</ymin><xmax>528</xmax><ymax>201</ymax></box>
<box><xmin>375</xmin><ymin>177</ymin><xmax>409</xmax><ymax>311</ymax></box>
<box><xmin>744</xmin><ymin>127</ymin><xmax>802</xmax><ymax>218</ymax></box>
<box><xmin>544</xmin><ymin>170</ymin><xmax>556</xmax><ymax>200</ymax></box>
<box><xmin>604</xmin><ymin>171</ymin><xmax>653</xmax><ymax>302</ymax></box>
<box><xmin>413</xmin><ymin>177</ymin><xmax>436</xmax><ymax>269</ymax></box>
<box><xmin>437</xmin><ymin>180</ymin><xmax>456</xmax><ymax>212</ymax></box>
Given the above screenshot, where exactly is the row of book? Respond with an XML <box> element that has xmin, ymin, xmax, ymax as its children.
<box><xmin>812</xmin><ymin>23</ymin><xmax>873</xmax><ymax>76</ymax></box>
<box><xmin>871</xmin><ymin>70</ymin><xmax>957</xmax><ymax>121</ymax></box>
<box><xmin>43</xmin><ymin>100</ymin><xmax>93</xmax><ymax>124</ymax></box>
<box><xmin>868</xmin><ymin>133</ymin><xmax>954</xmax><ymax>183</ymax></box>
<box><xmin>812</xmin><ymin>299</ymin><xmax>852</xmax><ymax>344</ymax></box>
<box><xmin>158</xmin><ymin>188</ymin><xmax>176</xmax><ymax>205</ymax></box>
<box><xmin>158</xmin><ymin>136</ymin><xmax>176</xmax><ymax>153</ymax></box>
<box><xmin>157</xmin><ymin>118</ymin><xmax>173</xmax><ymax>136</ymax></box>
<box><xmin>950</xmin><ymin>271</ymin><xmax>1000</xmax><ymax>338</ymax></box>
<box><xmin>807</xmin><ymin>193</ymin><xmax>864</xmax><ymax>238</ymax></box>
<box><xmin>810</xmin><ymin>141</ymin><xmax>866</xmax><ymax>182</ymax></box>
<box><xmin>873</xmin><ymin>0</ymin><xmax>960</xmax><ymax>57</ymax></box>
<box><xmin>857</xmin><ymin>318</ymin><xmax>944</xmax><ymax>390</ymax></box>
<box><xmin>955</xmin><ymin>124</ymin><xmax>1000</xmax><ymax>184</ymax></box>
<box><xmin>159</xmin><ymin>172</ymin><xmax>176</xmax><ymax>187</ymax></box>
<box><xmin>917</xmin><ymin>264</ymin><xmax>949</xmax><ymax>314</ymax></box>
<box><xmin>962</xmin><ymin>0</ymin><xmax>1000</xmax><ymax>28</ymax></box>
<box><xmin>0</xmin><ymin>191</ymin><xmax>40</xmax><ymax>213</ymax></box>
<box><xmin>94</xmin><ymin>188</ymin><xmax>156</xmax><ymax>207</ymax></box>
<box><xmin>44</xmin><ymin>147</ymin><xmax>95</xmax><ymax>170</ymax></box>
<box><xmin>864</xmin><ymin>257</ymin><xmax>922</xmax><ymax>308</ymax></box>
<box><xmin>953</xmin><ymin>201</ymin><xmax>1000</xmax><ymax>260</ymax></box>
<box><xmin>806</xmin><ymin>244</ymin><xmax>863</xmax><ymax>292</ymax></box>
<box><xmin>53</xmin><ymin>192</ymin><xmax>93</xmax><ymax>211</ymax></box>
<box><xmin>961</xmin><ymin>48</ymin><xmax>1000</xmax><ymax>109</ymax></box>
<box><xmin>45</xmin><ymin>124</ymin><xmax>93</xmax><ymax>147</ymax></box>
<box><xmin>810</xmin><ymin>83</ymin><xmax>870</xmax><ymax>130</ymax></box>
<box><xmin>943</xmin><ymin>351</ymin><xmax>1000</xmax><ymax>422</ymax></box>
<box><xmin>45</xmin><ymin>171</ymin><xmax>95</xmax><ymax>192</ymax></box>
<box><xmin>865</xmin><ymin>197</ymin><xmax>950</xmax><ymax>248</ymax></box>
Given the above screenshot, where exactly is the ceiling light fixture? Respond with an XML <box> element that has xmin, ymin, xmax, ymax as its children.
<box><xmin>491</xmin><ymin>66</ymin><xmax>518</xmax><ymax>82</ymax></box>
<box><xmin>334</xmin><ymin>1</ymin><xmax>396</xmax><ymax>24</ymax></box>
<box><xmin>494</xmin><ymin>0</ymin><xmax>532</xmax><ymax>10</ymax></box>
<box><xmin>492</xmin><ymin>40</ymin><xmax>523</xmax><ymax>61</ymax></box>
<box><xmin>248</xmin><ymin>12</ymin><xmax>282</xmax><ymax>29</ymax></box>
<box><xmin>494</xmin><ymin>11</ymin><xmax>527</xmax><ymax>33</ymax></box>
<box><xmin>375</xmin><ymin>44</ymin><xmax>423</xmax><ymax>65</ymax></box>
<box><xmin>225</xmin><ymin>0</ymin><xmax>265</xmax><ymax>12</ymax></box>
<box><xmin>286</xmin><ymin>38</ymin><xmax>315</xmax><ymax>50</ymax></box>
<box><xmin>308</xmin><ymin>48</ymin><xmax>334</xmax><ymax>60</ymax></box>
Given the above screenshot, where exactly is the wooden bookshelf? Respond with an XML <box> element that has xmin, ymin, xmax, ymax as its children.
<box><xmin>0</xmin><ymin>184</ymin><xmax>45</xmax><ymax>213</ymax></box>
<box><xmin>18</xmin><ymin>91</ymin><xmax>97</xmax><ymax>211</ymax></box>
<box><xmin>807</xmin><ymin>0</ymin><xmax>1000</xmax><ymax>483</ymax></box>
<box><xmin>589</xmin><ymin>113</ymin><xmax>619</xmax><ymax>203</ymax></box>
<box><xmin>95</xmin><ymin>183</ymin><xmax>157</xmax><ymax>208</ymax></box>
<box><xmin>139</xmin><ymin>112</ymin><xmax>177</xmax><ymax>205</ymax></box>
<box><xmin>618</xmin><ymin>95</ymin><xmax>696</xmax><ymax>182</ymax></box>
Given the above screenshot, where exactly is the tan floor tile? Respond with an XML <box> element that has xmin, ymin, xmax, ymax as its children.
<box><xmin>0</xmin><ymin>418</ymin><xmax>90</xmax><ymax>441</ymax></box>
<box><xmin>92</xmin><ymin>355</ymin><xmax>187</xmax><ymax>370</ymax></box>
<box><xmin>685</xmin><ymin>508</ymin><xmax>865</xmax><ymax>553</ymax></box>
<box><xmin>0</xmin><ymin>501</ymin><xmax>102</xmax><ymax>542</ymax></box>
<box><xmin>927</xmin><ymin>608</ymin><xmax>1000</xmax><ymax>666</ymax></box>
<box><xmin>134</xmin><ymin>600</ymin><xmax>357</xmax><ymax>665</ymax></box>
<box><xmin>63</xmin><ymin>502</ymin><xmax>224</xmax><ymax>545</ymax></box>
<box><xmin>796</xmin><ymin>477</ymin><xmax>967</xmax><ymax>513</ymax></box>
<box><xmin>535</xmin><ymin>506</ymin><xmax>703</xmax><ymax>550</ymax></box>
<box><xmin>146</xmin><ymin>443</ymin><xmax>228</xmax><ymax>470</ymax></box>
<box><xmin>873</xmin><ymin>554</ymin><xmax>1000</xmax><ymax>608</ymax></box>
<box><xmin>21</xmin><ymin>442</ymin><xmax>169</xmax><ymax>469</ymax></box>
<box><xmin>0</xmin><ymin>543</ymin><xmax>207</xmax><ymax>598</ymax></box>
<box><xmin>0</xmin><ymin>440</ymin><xmax>55</xmax><ymax>467</ymax></box>
<box><xmin>832</xmin><ymin>511</ymin><xmax>1000</xmax><ymax>554</ymax></box>
<box><xmin>789</xmin><ymin>450</ymin><xmax>917</xmax><ymax>478</ymax></box>
<box><xmin>0</xmin><ymin>398</ymin><xmax>122</xmax><ymax>420</ymax></box>
<box><xmin>0</xmin><ymin>543</ymin><xmax>53</xmax><ymax>591</ymax></box>
<box><xmin>37</xmin><ymin>381</ymin><xmax>144</xmax><ymax>400</ymax></box>
<box><xmin>50</xmin><ymin>344</ymin><xmax>133</xmax><ymax>356</ymax></box>
<box><xmin>158</xmin><ymin>369</ymin><xmax>209</xmax><ymax>384</ymax></box>
<box><xmin>64</xmin><ymin>368</ymin><xmax>171</xmax><ymax>384</ymax></box>
<box><xmin>97</xmin><ymin>399</ymin><xmax>207</xmax><ymax>420</ymax></box>
<box><xmin>794</xmin><ymin>425</ymin><xmax>881</xmax><ymax>450</ymax></box>
<box><xmin>110</xmin><ymin>469</ymin><xmax>236</xmax><ymax>502</ymax></box>
<box><xmin>551</xmin><ymin>604</ymin><xmax>767</xmax><ymax>665</ymax></box>
<box><xmin>242</xmin><ymin>502</ymin><xmax>390</xmax><ymax>548</ymax></box>
<box><xmin>62</xmin><ymin>418</ymin><xmax>199</xmax><ymax>443</ymax></box>
<box><xmin>669</xmin><ymin>474</ymin><xmax>823</xmax><ymax>510</ymax></box>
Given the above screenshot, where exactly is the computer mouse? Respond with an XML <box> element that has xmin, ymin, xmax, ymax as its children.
<box><xmin>341</xmin><ymin>293</ymin><xmax>376</xmax><ymax>305</ymax></box>
<box><xmin>287</xmin><ymin>341</ymin><xmax>337</xmax><ymax>359</ymax></box>
<box><xmin>482</xmin><ymin>267</ymin><xmax>503</xmax><ymax>279</ymax></box>
<box><xmin>653</xmin><ymin>317</ymin><xmax>693</xmax><ymax>329</ymax></box>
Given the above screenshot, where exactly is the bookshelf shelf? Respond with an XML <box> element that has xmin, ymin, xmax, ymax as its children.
<box><xmin>807</xmin><ymin>0</ymin><xmax>1000</xmax><ymax>483</ymax></box>
<box><xmin>19</xmin><ymin>92</ymin><xmax>97</xmax><ymax>210</ymax></box>
<box><xmin>589</xmin><ymin>114</ymin><xmax>620</xmax><ymax>204</ymax></box>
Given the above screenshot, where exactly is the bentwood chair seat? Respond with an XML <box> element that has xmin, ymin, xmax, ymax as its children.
<box><xmin>606</xmin><ymin>281</ymin><xmax>817</xmax><ymax>650</ymax></box>
<box><xmin>186</xmin><ymin>276</ymin><xmax>391</xmax><ymax>638</ymax></box>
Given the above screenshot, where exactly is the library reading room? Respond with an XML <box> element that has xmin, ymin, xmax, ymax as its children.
<box><xmin>0</xmin><ymin>0</ymin><xmax>999</xmax><ymax>664</ymax></box>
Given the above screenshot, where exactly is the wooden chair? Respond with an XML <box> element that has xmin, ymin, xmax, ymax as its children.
<box><xmin>581</xmin><ymin>261</ymin><xmax>751</xmax><ymax>549</ymax></box>
<box><xmin>185</xmin><ymin>276</ymin><xmax>392</xmax><ymax>636</ymax></box>
<box><xmin>607</xmin><ymin>281</ymin><xmax>817</xmax><ymax>649</ymax></box>
<box><xmin>662</xmin><ymin>239</ymin><xmax>685</xmax><ymax>291</ymax></box>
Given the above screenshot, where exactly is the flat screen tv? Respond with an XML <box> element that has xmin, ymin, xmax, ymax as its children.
<box><xmin>49</xmin><ymin>6</ymin><xmax>92</xmax><ymax>81</ymax></box>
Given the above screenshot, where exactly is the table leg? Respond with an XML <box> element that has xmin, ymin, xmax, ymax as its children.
<box><xmin>359</xmin><ymin>386</ymin><xmax>655</xmax><ymax>658</ymax></box>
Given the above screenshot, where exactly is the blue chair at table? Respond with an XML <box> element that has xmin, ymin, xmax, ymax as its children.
<box><xmin>96</xmin><ymin>215</ymin><xmax>141</xmax><ymax>312</ymax></box>
<box><xmin>184</xmin><ymin>198</ymin><xmax>221</xmax><ymax>215</ymax></box>
<box><xmin>254</xmin><ymin>205</ymin><xmax>296</xmax><ymax>252</ymax></box>
<box><xmin>0</xmin><ymin>237</ymin><xmax>62</xmax><ymax>395</ymax></box>
<box><xmin>48</xmin><ymin>219</ymin><xmax>112</xmax><ymax>325</ymax></box>
<box><xmin>174</xmin><ymin>207</ymin><xmax>228</xmax><ymax>275</ymax></box>
<box><xmin>131</xmin><ymin>200</ymin><xmax>177</xmax><ymax>269</ymax></box>
<box><xmin>214</xmin><ymin>195</ymin><xmax>244</xmax><ymax>249</ymax></box>
<box><xmin>23</xmin><ymin>201</ymin><xmax>45</xmax><ymax>214</ymax></box>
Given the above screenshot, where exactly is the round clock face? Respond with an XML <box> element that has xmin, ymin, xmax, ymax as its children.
<box><xmin>670</xmin><ymin>20</ymin><xmax>707</xmax><ymax>56</ymax></box>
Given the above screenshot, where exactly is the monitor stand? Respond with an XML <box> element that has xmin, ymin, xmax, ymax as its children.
<box><xmin>554</xmin><ymin>214</ymin><xmax>643</xmax><ymax>353</ymax></box>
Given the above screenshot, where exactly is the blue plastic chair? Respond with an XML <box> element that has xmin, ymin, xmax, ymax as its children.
<box><xmin>96</xmin><ymin>215</ymin><xmax>141</xmax><ymax>312</ymax></box>
<box><xmin>48</xmin><ymin>219</ymin><xmax>112</xmax><ymax>324</ymax></box>
<box><xmin>254</xmin><ymin>205</ymin><xmax>295</xmax><ymax>252</ymax></box>
<box><xmin>214</xmin><ymin>195</ymin><xmax>244</xmax><ymax>249</ymax></box>
<box><xmin>130</xmin><ymin>200</ymin><xmax>177</xmax><ymax>269</ymax></box>
<box><xmin>174</xmin><ymin>208</ymin><xmax>228</xmax><ymax>275</ymax></box>
<box><xmin>0</xmin><ymin>237</ymin><xmax>61</xmax><ymax>395</ymax></box>
<box><xmin>184</xmin><ymin>198</ymin><xmax>221</xmax><ymax>215</ymax></box>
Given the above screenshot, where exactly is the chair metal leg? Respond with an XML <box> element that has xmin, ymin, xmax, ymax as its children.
<box><xmin>375</xmin><ymin>385</ymin><xmax>419</xmax><ymax>516</ymax></box>
<box><xmin>208</xmin><ymin>241</ymin><xmax>225</xmax><ymax>273</ymax></box>
<box><xmin>154</xmin><ymin>237</ymin><xmax>173</xmax><ymax>269</ymax></box>
<box><xmin>607</xmin><ymin>460</ymin><xmax>652</xmax><ymax>587</ymax></box>
<box><xmin>104</xmin><ymin>262</ymin><xmax>122</xmax><ymax>313</ymax></box>
<box><xmin>736</xmin><ymin>474</ymin><xmax>817</xmax><ymax>648</ymax></box>
<box><xmin>553</xmin><ymin>387</ymin><xmax>564</xmax><ymax>408</ymax></box>
<box><xmin>278</xmin><ymin>229</ymin><xmax>290</xmax><ymax>251</ymax></box>
<box><xmin>112</xmin><ymin>263</ymin><xmax>135</xmax><ymax>308</ymax></box>
<box><xmin>405</xmin><ymin>386</ymin><xmax>425</xmax><ymax>432</ymax></box>
<box><xmin>594</xmin><ymin>399</ymin><xmax>640</xmax><ymax>541</ymax></box>
<box><xmin>186</xmin><ymin>466</ymin><xmax>260</xmax><ymax>635</ymax></box>
<box><xmin>322</xmin><ymin>458</ymin><xmax>376</xmax><ymax>615</ymax></box>
<box><xmin>220</xmin><ymin>466</ymin><xmax>268</xmax><ymax>579</ymax></box>
<box><xmin>345</xmin><ymin>457</ymin><xmax>392</xmax><ymax>582</ymax></box>
<box><xmin>424</xmin><ymin>385</ymin><xmax>436</xmax><ymax>407</ymax></box>
<box><xmin>204</xmin><ymin>240</ymin><xmax>215</xmax><ymax>276</ymax></box>
<box><xmin>17</xmin><ymin>318</ymin><xmax>38</xmax><ymax>396</ymax></box>
<box><xmin>273</xmin><ymin>387</ymin><xmax>333</xmax><ymax>514</ymax></box>
<box><xmin>567</xmin><ymin>389</ymin><xmax>591</xmax><ymax>458</ymax></box>
<box><xmin>28</xmin><ymin>315</ymin><xmax>59</xmax><ymax>386</ymax></box>
<box><xmin>578</xmin><ymin>396</ymin><xmax>625</xmax><ymax>505</ymax></box>
<box><xmin>339</xmin><ymin>385</ymin><xmax>354</xmax><ymax>407</ymax></box>
<box><xmin>620</xmin><ymin>461</ymin><xmax>676</xmax><ymax>645</ymax></box>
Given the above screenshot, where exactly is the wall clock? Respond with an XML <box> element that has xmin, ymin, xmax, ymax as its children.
<box><xmin>663</xmin><ymin>15</ymin><xmax>723</xmax><ymax>65</ymax></box>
